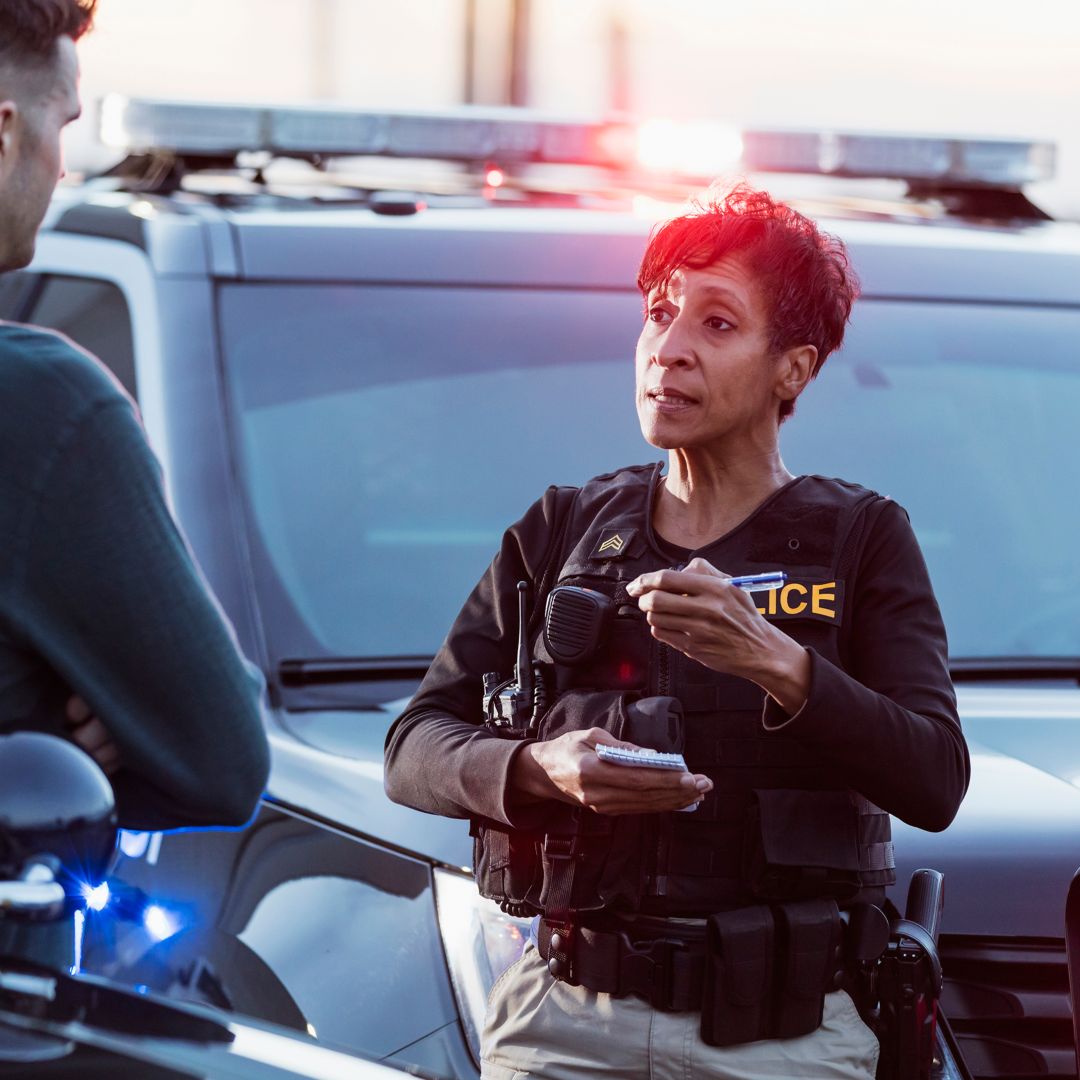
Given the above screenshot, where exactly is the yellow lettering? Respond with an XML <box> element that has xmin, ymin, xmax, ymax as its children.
<box><xmin>780</xmin><ymin>583</ymin><xmax>808</xmax><ymax>615</ymax></box>
<box><xmin>767</xmin><ymin>587</ymin><xmax>778</xmax><ymax>616</ymax></box>
<box><xmin>812</xmin><ymin>581</ymin><xmax>837</xmax><ymax>618</ymax></box>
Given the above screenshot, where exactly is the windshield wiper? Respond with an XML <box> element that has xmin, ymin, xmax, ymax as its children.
<box><xmin>950</xmin><ymin>657</ymin><xmax>1080</xmax><ymax>684</ymax></box>
<box><xmin>278</xmin><ymin>655</ymin><xmax>434</xmax><ymax>686</ymax></box>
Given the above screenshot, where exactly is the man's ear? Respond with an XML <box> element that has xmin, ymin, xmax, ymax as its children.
<box><xmin>776</xmin><ymin>344</ymin><xmax>818</xmax><ymax>404</ymax></box>
<box><xmin>0</xmin><ymin>101</ymin><xmax>19</xmax><ymax>168</ymax></box>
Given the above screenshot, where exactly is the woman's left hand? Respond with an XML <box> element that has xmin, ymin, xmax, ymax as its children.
<box><xmin>627</xmin><ymin>558</ymin><xmax>781</xmax><ymax>681</ymax></box>
<box><xmin>629</xmin><ymin>559</ymin><xmax>812</xmax><ymax>713</ymax></box>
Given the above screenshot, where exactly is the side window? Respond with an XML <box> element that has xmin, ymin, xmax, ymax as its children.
<box><xmin>27</xmin><ymin>275</ymin><xmax>137</xmax><ymax>400</ymax></box>
<box><xmin>0</xmin><ymin>271</ymin><xmax>40</xmax><ymax>321</ymax></box>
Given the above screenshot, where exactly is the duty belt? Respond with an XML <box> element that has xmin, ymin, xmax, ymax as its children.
<box><xmin>537</xmin><ymin>902</ymin><xmax>886</xmax><ymax>1015</ymax></box>
<box><xmin>538</xmin><ymin>917</ymin><xmax>710</xmax><ymax>1011</ymax></box>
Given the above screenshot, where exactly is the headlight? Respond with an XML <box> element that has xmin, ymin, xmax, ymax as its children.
<box><xmin>433</xmin><ymin>868</ymin><xmax>531</xmax><ymax>1058</ymax></box>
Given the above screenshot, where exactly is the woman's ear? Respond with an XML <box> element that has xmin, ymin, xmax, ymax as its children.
<box><xmin>776</xmin><ymin>344</ymin><xmax>818</xmax><ymax>403</ymax></box>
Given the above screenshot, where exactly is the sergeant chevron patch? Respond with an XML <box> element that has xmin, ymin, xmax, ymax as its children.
<box><xmin>594</xmin><ymin>528</ymin><xmax>638</xmax><ymax>559</ymax></box>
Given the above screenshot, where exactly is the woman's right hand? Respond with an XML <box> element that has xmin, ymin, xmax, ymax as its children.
<box><xmin>511</xmin><ymin>728</ymin><xmax>712</xmax><ymax>815</ymax></box>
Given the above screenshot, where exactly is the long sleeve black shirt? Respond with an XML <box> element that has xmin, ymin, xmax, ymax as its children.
<box><xmin>385</xmin><ymin>478</ymin><xmax>969</xmax><ymax>835</ymax></box>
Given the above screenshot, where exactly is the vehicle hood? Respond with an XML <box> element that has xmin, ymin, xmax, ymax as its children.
<box><xmin>270</xmin><ymin>683</ymin><xmax>1080</xmax><ymax>938</ymax></box>
<box><xmin>0</xmin><ymin>965</ymin><xmax>407</xmax><ymax>1078</ymax></box>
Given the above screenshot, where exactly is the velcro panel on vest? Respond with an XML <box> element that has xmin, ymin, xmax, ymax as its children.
<box><xmin>745</xmin><ymin>503</ymin><xmax>841</xmax><ymax>568</ymax></box>
<box><xmin>701</xmin><ymin>905</ymin><xmax>774</xmax><ymax>1047</ymax></box>
<box><xmin>771</xmin><ymin>899</ymin><xmax>842</xmax><ymax>1039</ymax></box>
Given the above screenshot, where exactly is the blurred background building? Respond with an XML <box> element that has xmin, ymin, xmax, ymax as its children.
<box><xmin>67</xmin><ymin>0</ymin><xmax>1079</xmax><ymax>217</ymax></box>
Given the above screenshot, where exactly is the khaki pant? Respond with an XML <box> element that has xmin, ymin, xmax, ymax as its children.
<box><xmin>481</xmin><ymin>945</ymin><xmax>879</xmax><ymax>1080</ymax></box>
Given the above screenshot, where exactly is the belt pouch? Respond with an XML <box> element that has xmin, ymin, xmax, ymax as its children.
<box><xmin>701</xmin><ymin>906</ymin><xmax>774</xmax><ymax>1047</ymax></box>
<box><xmin>772</xmin><ymin>898</ymin><xmax>842</xmax><ymax>1039</ymax></box>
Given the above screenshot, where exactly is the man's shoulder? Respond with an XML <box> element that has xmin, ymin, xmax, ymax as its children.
<box><xmin>0</xmin><ymin>322</ymin><xmax>128</xmax><ymax>419</ymax></box>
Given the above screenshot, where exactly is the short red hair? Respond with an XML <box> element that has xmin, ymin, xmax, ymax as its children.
<box><xmin>637</xmin><ymin>183</ymin><xmax>859</xmax><ymax>421</ymax></box>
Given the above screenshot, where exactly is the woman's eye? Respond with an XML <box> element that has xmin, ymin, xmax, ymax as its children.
<box><xmin>648</xmin><ymin>306</ymin><xmax>671</xmax><ymax>324</ymax></box>
<box><xmin>705</xmin><ymin>316</ymin><xmax>734</xmax><ymax>331</ymax></box>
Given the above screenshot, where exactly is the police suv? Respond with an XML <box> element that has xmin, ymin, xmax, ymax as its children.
<box><xmin>4</xmin><ymin>97</ymin><xmax>1079</xmax><ymax>1080</ymax></box>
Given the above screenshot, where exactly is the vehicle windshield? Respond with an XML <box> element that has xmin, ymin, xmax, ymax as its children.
<box><xmin>219</xmin><ymin>284</ymin><xmax>1080</xmax><ymax>669</ymax></box>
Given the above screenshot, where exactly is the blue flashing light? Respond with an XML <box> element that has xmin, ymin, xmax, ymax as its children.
<box><xmin>81</xmin><ymin>882</ymin><xmax>111</xmax><ymax>912</ymax></box>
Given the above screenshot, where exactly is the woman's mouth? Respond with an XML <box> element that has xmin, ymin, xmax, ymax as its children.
<box><xmin>647</xmin><ymin>387</ymin><xmax>697</xmax><ymax>413</ymax></box>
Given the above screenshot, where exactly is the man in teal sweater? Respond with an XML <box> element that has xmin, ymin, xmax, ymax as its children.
<box><xmin>0</xmin><ymin>0</ymin><xmax>269</xmax><ymax>830</ymax></box>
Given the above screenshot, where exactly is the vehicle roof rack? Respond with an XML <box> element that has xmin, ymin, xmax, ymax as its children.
<box><xmin>98</xmin><ymin>96</ymin><xmax>1056</xmax><ymax>212</ymax></box>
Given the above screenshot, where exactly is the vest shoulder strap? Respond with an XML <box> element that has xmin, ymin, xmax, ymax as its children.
<box><xmin>527</xmin><ymin>483</ymin><xmax>583</xmax><ymax>639</ymax></box>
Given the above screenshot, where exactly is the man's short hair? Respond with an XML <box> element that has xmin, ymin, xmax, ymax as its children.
<box><xmin>637</xmin><ymin>182</ymin><xmax>859</xmax><ymax>421</ymax></box>
<box><xmin>0</xmin><ymin>0</ymin><xmax>96</xmax><ymax>69</ymax></box>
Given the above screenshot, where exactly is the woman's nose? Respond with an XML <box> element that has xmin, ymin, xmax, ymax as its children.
<box><xmin>652</xmin><ymin>319</ymin><xmax>693</xmax><ymax>369</ymax></box>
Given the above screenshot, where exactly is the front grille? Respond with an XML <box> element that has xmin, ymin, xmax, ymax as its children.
<box><xmin>941</xmin><ymin>935</ymin><xmax>1075</xmax><ymax>1079</ymax></box>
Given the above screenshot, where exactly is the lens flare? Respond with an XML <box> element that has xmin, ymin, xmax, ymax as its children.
<box><xmin>636</xmin><ymin>120</ymin><xmax>744</xmax><ymax>178</ymax></box>
<box><xmin>143</xmin><ymin>904</ymin><xmax>180</xmax><ymax>942</ymax></box>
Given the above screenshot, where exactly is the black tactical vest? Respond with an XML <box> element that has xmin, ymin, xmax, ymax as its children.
<box><xmin>472</xmin><ymin>463</ymin><xmax>896</xmax><ymax>920</ymax></box>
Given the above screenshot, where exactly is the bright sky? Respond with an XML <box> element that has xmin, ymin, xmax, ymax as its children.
<box><xmin>67</xmin><ymin>0</ymin><xmax>1080</xmax><ymax>217</ymax></box>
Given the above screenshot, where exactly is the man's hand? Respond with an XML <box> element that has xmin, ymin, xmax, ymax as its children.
<box><xmin>512</xmin><ymin>727</ymin><xmax>712</xmax><ymax>815</ymax></box>
<box><xmin>627</xmin><ymin>558</ymin><xmax>811</xmax><ymax>713</ymax></box>
<box><xmin>65</xmin><ymin>694</ymin><xmax>122</xmax><ymax>777</ymax></box>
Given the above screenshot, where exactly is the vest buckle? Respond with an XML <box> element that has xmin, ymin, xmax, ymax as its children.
<box><xmin>541</xmin><ymin>834</ymin><xmax>581</xmax><ymax>861</ymax></box>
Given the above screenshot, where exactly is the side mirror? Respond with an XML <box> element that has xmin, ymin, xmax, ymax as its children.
<box><xmin>0</xmin><ymin>732</ymin><xmax>117</xmax><ymax>918</ymax></box>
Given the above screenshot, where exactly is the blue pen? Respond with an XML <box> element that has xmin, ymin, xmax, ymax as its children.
<box><xmin>727</xmin><ymin>571</ymin><xmax>787</xmax><ymax>592</ymax></box>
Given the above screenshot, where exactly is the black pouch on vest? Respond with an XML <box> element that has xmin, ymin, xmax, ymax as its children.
<box><xmin>531</xmin><ymin>690</ymin><xmax>687</xmax><ymax>915</ymax></box>
<box><xmin>535</xmin><ymin>690</ymin><xmax>644</xmax><ymax>913</ymax></box>
<box><xmin>537</xmin><ymin>688</ymin><xmax>629</xmax><ymax>742</ymax></box>
<box><xmin>744</xmin><ymin>789</ymin><xmax>862</xmax><ymax>901</ymax></box>
<box><xmin>701</xmin><ymin>905</ymin><xmax>774</xmax><ymax>1047</ymax></box>
<box><xmin>471</xmin><ymin>818</ymin><xmax>544</xmax><ymax>914</ymax></box>
<box><xmin>473</xmin><ymin>688</ymin><xmax>631</xmax><ymax>916</ymax></box>
<box><xmin>772</xmin><ymin>898</ymin><xmax>843</xmax><ymax>1039</ymax></box>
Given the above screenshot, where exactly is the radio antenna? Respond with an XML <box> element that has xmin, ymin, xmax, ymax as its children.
<box><xmin>514</xmin><ymin>581</ymin><xmax>533</xmax><ymax>701</ymax></box>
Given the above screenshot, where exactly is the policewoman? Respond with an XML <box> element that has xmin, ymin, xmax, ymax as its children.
<box><xmin>385</xmin><ymin>184</ymin><xmax>970</xmax><ymax>1079</ymax></box>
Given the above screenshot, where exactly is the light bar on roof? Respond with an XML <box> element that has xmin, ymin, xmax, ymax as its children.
<box><xmin>739</xmin><ymin>129</ymin><xmax>1055</xmax><ymax>187</ymax></box>
<box><xmin>98</xmin><ymin>95</ymin><xmax>1056</xmax><ymax>188</ymax></box>
<box><xmin>99</xmin><ymin>94</ymin><xmax>626</xmax><ymax>167</ymax></box>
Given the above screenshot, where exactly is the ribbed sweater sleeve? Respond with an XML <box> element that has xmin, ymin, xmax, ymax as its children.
<box><xmin>14</xmin><ymin>398</ymin><xmax>269</xmax><ymax>830</ymax></box>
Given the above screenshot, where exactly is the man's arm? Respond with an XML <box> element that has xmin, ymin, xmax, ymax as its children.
<box><xmin>15</xmin><ymin>395</ymin><xmax>269</xmax><ymax>831</ymax></box>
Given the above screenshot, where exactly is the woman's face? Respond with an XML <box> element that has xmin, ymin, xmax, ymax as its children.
<box><xmin>635</xmin><ymin>257</ymin><xmax>803</xmax><ymax>453</ymax></box>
